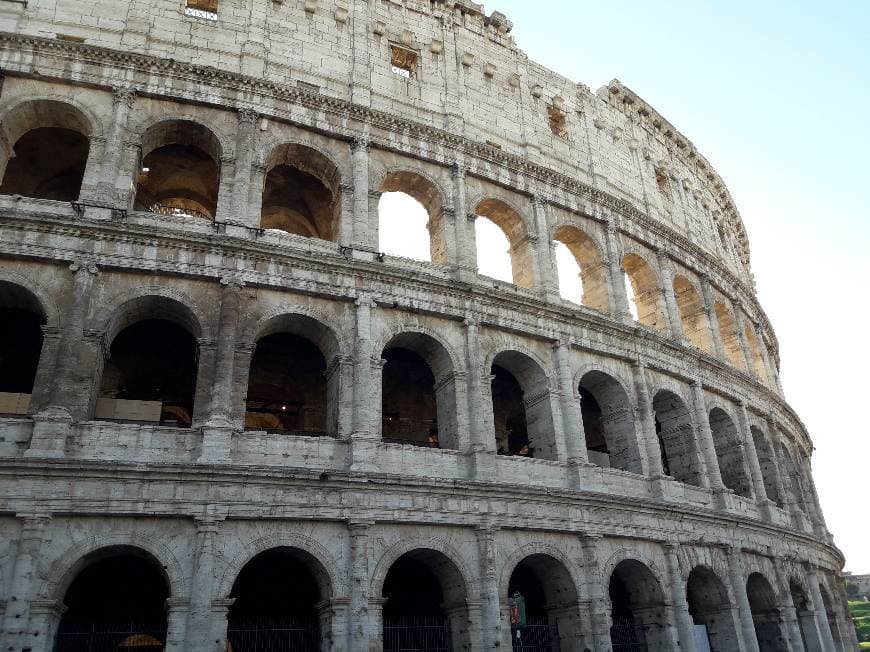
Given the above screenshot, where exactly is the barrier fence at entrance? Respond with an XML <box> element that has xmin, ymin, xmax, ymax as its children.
<box><xmin>55</xmin><ymin>623</ymin><xmax>167</xmax><ymax>652</ymax></box>
<box><xmin>610</xmin><ymin>616</ymin><xmax>649</xmax><ymax>652</ymax></box>
<box><xmin>226</xmin><ymin>619</ymin><xmax>320</xmax><ymax>652</ymax></box>
<box><xmin>511</xmin><ymin>617</ymin><xmax>559</xmax><ymax>652</ymax></box>
<box><xmin>383</xmin><ymin>616</ymin><xmax>452</xmax><ymax>652</ymax></box>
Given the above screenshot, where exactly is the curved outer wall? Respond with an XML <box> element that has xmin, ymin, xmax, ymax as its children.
<box><xmin>0</xmin><ymin>1</ymin><xmax>856</xmax><ymax>651</ymax></box>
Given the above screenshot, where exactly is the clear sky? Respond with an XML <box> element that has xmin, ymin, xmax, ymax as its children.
<box><xmin>384</xmin><ymin>1</ymin><xmax>870</xmax><ymax>572</ymax></box>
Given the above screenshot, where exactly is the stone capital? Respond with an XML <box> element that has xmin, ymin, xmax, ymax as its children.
<box><xmin>69</xmin><ymin>260</ymin><xmax>100</xmax><ymax>276</ymax></box>
<box><xmin>350</xmin><ymin>135</ymin><xmax>370</xmax><ymax>152</ymax></box>
<box><xmin>112</xmin><ymin>85</ymin><xmax>137</xmax><ymax>108</ymax></box>
<box><xmin>237</xmin><ymin>107</ymin><xmax>259</xmax><ymax>125</ymax></box>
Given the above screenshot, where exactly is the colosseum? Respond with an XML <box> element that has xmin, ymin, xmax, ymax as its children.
<box><xmin>0</xmin><ymin>1</ymin><xmax>857</xmax><ymax>651</ymax></box>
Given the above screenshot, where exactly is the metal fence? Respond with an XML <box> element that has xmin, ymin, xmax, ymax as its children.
<box><xmin>54</xmin><ymin>623</ymin><xmax>166</xmax><ymax>652</ymax></box>
<box><xmin>383</xmin><ymin>616</ymin><xmax>452</xmax><ymax>652</ymax></box>
<box><xmin>226</xmin><ymin>620</ymin><xmax>320</xmax><ymax>652</ymax></box>
<box><xmin>511</xmin><ymin>617</ymin><xmax>559</xmax><ymax>652</ymax></box>
<box><xmin>610</xmin><ymin>617</ymin><xmax>649</xmax><ymax>652</ymax></box>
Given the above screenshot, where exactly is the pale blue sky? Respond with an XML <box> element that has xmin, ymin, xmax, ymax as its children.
<box><xmin>495</xmin><ymin>1</ymin><xmax>870</xmax><ymax>571</ymax></box>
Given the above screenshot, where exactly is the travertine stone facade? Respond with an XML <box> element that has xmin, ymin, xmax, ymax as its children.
<box><xmin>0</xmin><ymin>1</ymin><xmax>856</xmax><ymax>651</ymax></box>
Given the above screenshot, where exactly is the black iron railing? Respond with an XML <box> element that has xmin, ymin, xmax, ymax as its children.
<box><xmin>54</xmin><ymin>623</ymin><xmax>166</xmax><ymax>652</ymax></box>
<box><xmin>610</xmin><ymin>616</ymin><xmax>648</xmax><ymax>652</ymax></box>
<box><xmin>512</xmin><ymin>617</ymin><xmax>559</xmax><ymax>652</ymax></box>
<box><xmin>226</xmin><ymin>619</ymin><xmax>319</xmax><ymax>652</ymax></box>
<box><xmin>383</xmin><ymin>616</ymin><xmax>451</xmax><ymax>652</ymax></box>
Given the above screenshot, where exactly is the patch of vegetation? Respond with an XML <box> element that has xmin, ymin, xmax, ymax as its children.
<box><xmin>852</xmin><ymin>600</ymin><xmax>870</xmax><ymax>645</ymax></box>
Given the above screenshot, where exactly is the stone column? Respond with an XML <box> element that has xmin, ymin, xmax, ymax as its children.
<box><xmin>531</xmin><ymin>195</ymin><xmax>558</xmax><ymax>299</ymax></box>
<box><xmin>553</xmin><ymin>337</ymin><xmax>587</xmax><ymax>468</ymax></box>
<box><xmin>732</xmin><ymin>303</ymin><xmax>756</xmax><ymax>374</ymax></box>
<box><xmin>700</xmin><ymin>276</ymin><xmax>727</xmax><ymax>360</ymax></box>
<box><xmin>632</xmin><ymin>362</ymin><xmax>663</xmax><ymax>478</ymax></box>
<box><xmin>27</xmin><ymin>325</ymin><xmax>61</xmax><ymax>415</ymax></box>
<box><xmin>774</xmin><ymin>568</ymin><xmax>807</xmax><ymax>652</ymax></box>
<box><xmin>764</xmin><ymin>415</ymin><xmax>788</xmax><ymax>508</ymax></box>
<box><xmin>657</xmin><ymin>251</ymin><xmax>684</xmax><ymax>340</ymax></box>
<box><xmin>0</xmin><ymin>514</ymin><xmax>50</xmax><ymax>651</ymax></box>
<box><xmin>805</xmin><ymin>565</ymin><xmax>836</xmax><ymax>652</ymax></box>
<box><xmin>603</xmin><ymin>220</ymin><xmax>632</xmax><ymax>321</ymax></box>
<box><xmin>165</xmin><ymin>598</ymin><xmax>190</xmax><ymax>652</ymax></box>
<box><xmin>690</xmin><ymin>381</ymin><xmax>725</xmax><ymax>492</ymax></box>
<box><xmin>27</xmin><ymin>261</ymin><xmax>99</xmax><ymax>457</ymax></box>
<box><xmin>464</xmin><ymin>318</ymin><xmax>495</xmax><ymax>480</ymax></box>
<box><xmin>348</xmin><ymin>521</ymin><xmax>375</xmax><ymax>652</ymax></box>
<box><xmin>94</xmin><ymin>86</ymin><xmax>137</xmax><ymax>207</ymax></box>
<box><xmin>200</xmin><ymin>278</ymin><xmax>245</xmax><ymax>464</ymax></box>
<box><xmin>476</xmin><ymin>525</ymin><xmax>502</xmax><ymax>650</ymax></box>
<box><xmin>452</xmin><ymin>163</ymin><xmax>477</xmax><ymax>280</ymax></box>
<box><xmin>184</xmin><ymin>517</ymin><xmax>224</xmax><ymax>652</ymax></box>
<box><xmin>214</xmin><ymin>108</ymin><xmax>257</xmax><ymax>226</ymax></box>
<box><xmin>724</xmin><ymin>546</ymin><xmax>760</xmax><ymax>652</ymax></box>
<box><xmin>338</xmin><ymin>183</ymin><xmax>355</xmax><ymax>248</ymax></box>
<box><xmin>580</xmin><ymin>535</ymin><xmax>613</xmax><ymax>651</ymax></box>
<box><xmin>24</xmin><ymin>599</ymin><xmax>65</xmax><ymax>652</ymax></box>
<box><xmin>663</xmin><ymin>542</ymin><xmax>697</xmax><ymax>652</ymax></box>
<box><xmin>349</xmin><ymin>296</ymin><xmax>378</xmax><ymax>471</ymax></box>
<box><xmin>736</xmin><ymin>401</ymin><xmax>768</xmax><ymax>503</ymax></box>
<box><xmin>351</xmin><ymin>137</ymin><xmax>373</xmax><ymax>251</ymax></box>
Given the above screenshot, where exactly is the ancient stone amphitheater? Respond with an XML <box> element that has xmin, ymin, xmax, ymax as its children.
<box><xmin>0</xmin><ymin>1</ymin><xmax>857</xmax><ymax>651</ymax></box>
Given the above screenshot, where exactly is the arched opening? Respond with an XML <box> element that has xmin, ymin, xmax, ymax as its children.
<box><xmin>790</xmin><ymin>580</ymin><xmax>823</xmax><ymax>651</ymax></box>
<box><xmin>818</xmin><ymin>584</ymin><xmax>845</xmax><ymax>651</ymax></box>
<box><xmin>686</xmin><ymin>566</ymin><xmax>739</xmax><ymax>651</ymax></box>
<box><xmin>261</xmin><ymin>143</ymin><xmax>340</xmax><ymax>241</ymax></box>
<box><xmin>134</xmin><ymin>119</ymin><xmax>222</xmax><ymax>220</ymax></box>
<box><xmin>491</xmin><ymin>351</ymin><xmax>557</xmax><ymax>460</ymax></box>
<box><xmin>0</xmin><ymin>282</ymin><xmax>46</xmax><ymax>415</ymax></box>
<box><xmin>0</xmin><ymin>128</ymin><xmax>89</xmax><ymax>201</ymax></box>
<box><xmin>673</xmin><ymin>275</ymin><xmax>714</xmax><ymax>353</ymax></box>
<box><xmin>743</xmin><ymin>323</ymin><xmax>769</xmax><ymax>382</ymax></box>
<box><xmin>382</xmin><ymin>549</ymin><xmax>469</xmax><ymax>652</ymax></box>
<box><xmin>475</xmin><ymin>199</ymin><xmax>534</xmax><ymax>288</ymax></box>
<box><xmin>98</xmin><ymin>318</ymin><xmax>198</xmax><ymax>428</ymax></box>
<box><xmin>714</xmin><ymin>303</ymin><xmax>747</xmax><ymax>370</ymax></box>
<box><xmin>245</xmin><ymin>334</ymin><xmax>328</xmax><ymax>435</ymax></box>
<box><xmin>751</xmin><ymin>426</ymin><xmax>782</xmax><ymax>506</ymax></box>
<box><xmin>378</xmin><ymin>171</ymin><xmax>445</xmax><ymax>263</ymax></box>
<box><xmin>228</xmin><ymin>548</ymin><xmax>329</xmax><ymax>652</ymax></box>
<box><xmin>708</xmin><ymin>408</ymin><xmax>752</xmax><ymax>498</ymax></box>
<box><xmin>381</xmin><ymin>332</ymin><xmax>458</xmax><ymax>450</ymax></box>
<box><xmin>578</xmin><ymin>371</ymin><xmax>642</xmax><ymax>474</ymax></box>
<box><xmin>507</xmin><ymin>554</ymin><xmax>580</xmax><ymax>652</ymax></box>
<box><xmin>779</xmin><ymin>445</ymin><xmax>809</xmax><ymax>514</ymax></box>
<box><xmin>244</xmin><ymin>314</ymin><xmax>341</xmax><ymax>437</ymax></box>
<box><xmin>746</xmin><ymin>573</ymin><xmax>788</xmax><ymax>652</ymax></box>
<box><xmin>0</xmin><ymin>99</ymin><xmax>92</xmax><ymax>202</ymax></box>
<box><xmin>623</xmin><ymin>253</ymin><xmax>666</xmax><ymax>331</ymax></box>
<box><xmin>652</xmin><ymin>390</ymin><xmax>702</xmax><ymax>486</ymax></box>
<box><xmin>609</xmin><ymin>559</ymin><xmax>671</xmax><ymax>651</ymax></box>
<box><xmin>552</xmin><ymin>225</ymin><xmax>609</xmax><ymax>312</ymax></box>
<box><xmin>55</xmin><ymin>548</ymin><xmax>169</xmax><ymax>651</ymax></box>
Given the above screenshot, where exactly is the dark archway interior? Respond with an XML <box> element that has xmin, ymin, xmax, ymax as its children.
<box><xmin>579</xmin><ymin>386</ymin><xmax>608</xmax><ymax>455</ymax></box>
<box><xmin>686</xmin><ymin>566</ymin><xmax>737</xmax><ymax>651</ymax></box>
<box><xmin>491</xmin><ymin>364</ymin><xmax>530</xmax><ymax>457</ymax></box>
<box><xmin>245</xmin><ymin>333</ymin><xmax>328</xmax><ymax>434</ymax></box>
<box><xmin>0</xmin><ymin>127</ymin><xmax>88</xmax><ymax>201</ymax></box>
<box><xmin>135</xmin><ymin>144</ymin><xmax>219</xmax><ymax>219</ymax></box>
<box><xmin>56</xmin><ymin>553</ymin><xmax>169</xmax><ymax>652</ymax></box>
<box><xmin>652</xmin><ymin>390</ymin><xmax>701</xmax><ymax>486</ymax></box>
<box><xmin>609</xmin><ymin>560</ymin><xmax>667</xmax><ymax>651</ymax></box>
<box><xmin>382</xmin><ymin>553</ymin><xmax>453</xmax><ymax>652</ymax></box>
<box><xmin>0</xmin><ymin>307</ymin><xmax>44</xmax><ymax>396</ymax></box>
<box><xmin>508</xmin><ymin>561</ymin><xmax>554</xmax><ymax>652</ymax></box>
<box><xmin>99</xmin><ymin>319</ymin><xmax>197</xmax><ymax>427</ymax></box>
<box><xmin>609</xmin><ymin>571</ymin><xmax>648</xmax><ymax>651</ymax></box>
<box><xmin>382</xmin><ymin>347</ymin><xmax>439</xmax><ymax>447</ymax></box>
<box><xmin>228</xmin><ymin>549</ymin><xmax>322</xmax><ymax>652</ymax></box>
<box><xmin>709</xmin><ymin>408</ymin><xmax>752</xmax><ymax>498</ymax></box>
<box><xmin>261</xmin><ymin>164</ymin><xmax>335</xmax><ymax>240</ymax></box>
<box><xmin>747</xmin><ymin>573</ymin><xmax>788</xmax><ymax>652</ymax></box>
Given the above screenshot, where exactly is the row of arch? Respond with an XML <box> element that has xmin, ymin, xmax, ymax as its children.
<box><xmin>0</xmin><ymin>276</ymin><xmax>819</xmax><ymax>524</ymax></box>
<box><xmin>46</xmin><ymin>540</ymin><xmax>850</xmax><ymax>652</ymax></box>
<box><xmin>0</xmin><ymin>97</ymin><xmax>775</xmax><ymax>382</ymax></box>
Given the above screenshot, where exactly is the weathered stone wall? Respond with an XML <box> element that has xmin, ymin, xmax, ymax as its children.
<box><xmin>0</xmin><ymin>2</ymin><xmax>855</xmax><ymax>651</ymax></box>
